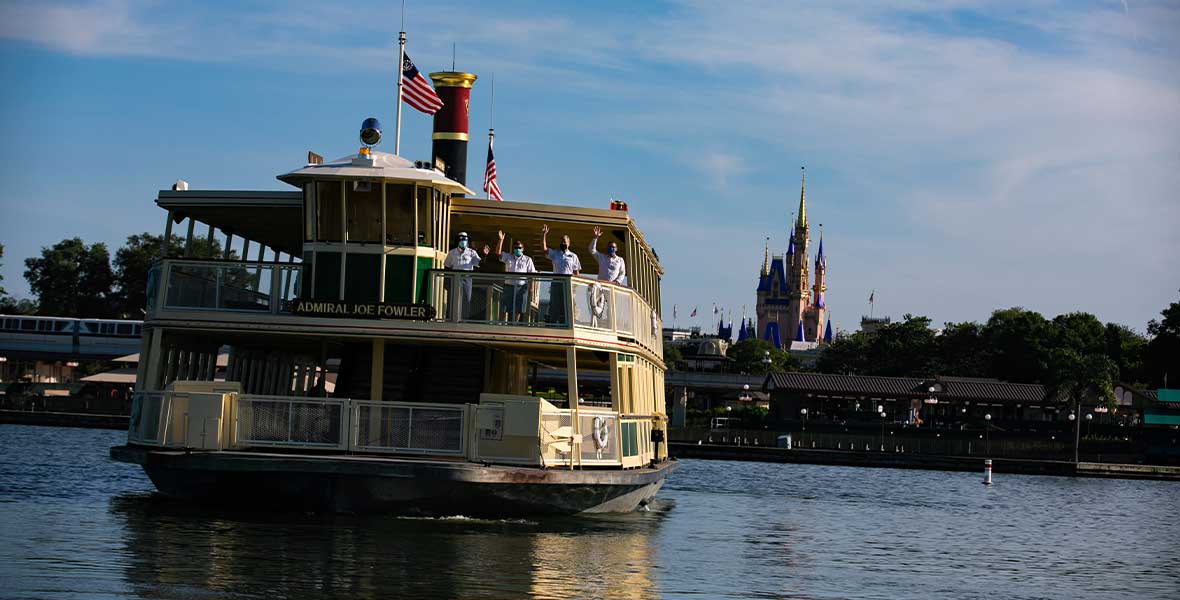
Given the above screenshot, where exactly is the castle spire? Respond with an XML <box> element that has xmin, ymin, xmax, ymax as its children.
<box><xmin>761</xmin><ymin>237</ymin><xmax>770</xmax><ymax>276</ymax></box>
<box><xmin>816</xmin><ymin>224</ymin><xmax>825</xmax><ymax>268</ymax></box>
<box><xmin>787</xmin><ymin>212</ymin><xmax>796</xmax><ymax>255</ymax></box>
<box><xmin>796</xmin><ymin>166</ymin><xmax>807</xmax><ymax>230</ymax></box>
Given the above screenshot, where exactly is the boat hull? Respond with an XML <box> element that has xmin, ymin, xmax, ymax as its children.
<box><xmin>111</xmin><ymin>445</ymin><xmax>675</xmax><ymax>515</ymax></box>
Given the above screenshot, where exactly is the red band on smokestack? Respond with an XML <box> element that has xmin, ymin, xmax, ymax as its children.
<box><xmin>429</xmin><ymin>72</ymin><xmax>476</xmax><ymax>141</ymax></box>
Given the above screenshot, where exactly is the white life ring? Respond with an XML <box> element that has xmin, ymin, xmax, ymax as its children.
<box><xmin>592</xmin><ymin>416</ymin><xmax>610</xmax><ymax>450</ymax></box>
<box><xmin>587</xmin><ymin>283</ymin><xmax>608</xmax><ymax>324</ymax></box>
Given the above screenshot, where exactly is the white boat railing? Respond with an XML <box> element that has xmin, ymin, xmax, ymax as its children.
<box><xmin>128</xmin><ymin>391</ymin><xmax>635</xmax><ymax>468</ymax></box>
<box><xmin>149</xmin><ymin>259</ymin><xmax>663</xmax><ymax>359</ymax></box>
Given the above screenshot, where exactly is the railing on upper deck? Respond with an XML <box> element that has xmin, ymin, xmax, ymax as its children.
<box><xmin>151</xmin><ymin>259</ymin><xmax>302</xmax><ymax>317</ymax></box>
<box><xmin>429</xmin><ymin>270</ymin><xmax>662</xmax><ymax>357</ymax></box>
<box><xmin>148</xmin><ymin>260</ymin><xmax>662</xmax><ymax>357</ymax></box>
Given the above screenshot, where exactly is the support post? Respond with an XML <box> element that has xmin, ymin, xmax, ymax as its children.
<box><xmin>161</xmin><ymin>211</ymin><xmax>174</xmax><ymax>256</ymax></box>
<box><xmin>567</xmin><ymin>347</ymin><xmax>579</xmax><ymax>469</ymax></box>
<box><xmin>184</xmin><ymin>219</ymin><xmax>196</xmax><ymax>257</ymax></box>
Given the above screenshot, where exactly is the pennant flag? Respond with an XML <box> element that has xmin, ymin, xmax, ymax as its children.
<box><xmin>401</xmin><ymin>53</ymin><xmax>444</xmax><ymax>114</ymax></box>
<box><xmin>483</xmin><ymin>136</ymin><xmax>503</xmax><ymax>201</ymax></box>
<box><xmin>690</xmin><ymin>306</ymin><xmax>698</xmax><ymax>318</ymax></box>
<box><xmin>869</xmin><ymin>290</ymin><xmax>875</xmax><ymax>304</ymax></box>
<box><xmin>673</xmin><ymin>305</ymin><xmax>678</xmax><ymax>319</ymax></box>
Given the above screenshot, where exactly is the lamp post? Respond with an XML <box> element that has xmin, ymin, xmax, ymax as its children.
<box><xmin>738</xmin><ymin>383</ymin><xmax>752</xmax><ymax>403</ymax></box>
<box><xmin>1068</xmin><ymin>412</ymin><xmax>1079</xmax><ymax>463</ymax></box>
<box><xmin>761</xmin><ymin>350</ymin><xmax>772</xmax><ymax>373</ymax></box>
<box><xmin>879</xmin><ymin>409</ymin><xmax>886</xmax><ymax>450</ymax></box>
<box><xmin>1085</xmin><ymin>412</ymin><xmax>1093</xmax><ymax>437</ymax></box>
<box><xmin>800</xmin><ymin>408</ymin><xmax>808</xmax><ymax>433</ymax></box>
<box><xmin>984</xmin><ymin>413</ymin><xmax>992</xmax><ymax>455</ymax></box>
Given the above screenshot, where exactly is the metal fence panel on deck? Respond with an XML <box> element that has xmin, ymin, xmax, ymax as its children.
<box><xmin>352</xmin><ymin>401</ymin><xmax>465</xmax><ymax>456</ymax></box>
<box><xmin>235</xmin><ymin>395</ymin><xmax>346</xmax><ymax>450</ymax></box>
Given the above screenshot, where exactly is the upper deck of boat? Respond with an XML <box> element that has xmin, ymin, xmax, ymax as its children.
<box><xmin>147</xmin><ymin>165</ymin><xmax>665</xmax><ymax>365</ymax></box>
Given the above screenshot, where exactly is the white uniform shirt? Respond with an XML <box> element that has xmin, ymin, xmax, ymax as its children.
<box><xmin>589</xmin><ymin>238</ymin><xmax>626</xmax><ymax>284</ymax></box>
<box><xmin>444</xmin><ymin>247</ymin><xmax>482</xmax><ymax>271</ymax></box>
<box><xmin>546</xmin><ymin>248</ymin><xmax>582</xmax><ymax>275</ymax></box>
<box><xmin>500</xmin><ymin>251</ymin><xmax>537</xmax><ymax>285</ymax></box>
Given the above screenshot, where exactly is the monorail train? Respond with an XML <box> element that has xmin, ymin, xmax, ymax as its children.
<box><xmin>0</xmin><ymin>315</ymin><xmax>143</xmax><ymax>359</ymax></box>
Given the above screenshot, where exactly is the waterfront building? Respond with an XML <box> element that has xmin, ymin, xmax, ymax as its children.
<box><xmin>756</xmin><ymin>169</ymin><xmax>828</xmax><ymax>349</ymax></box>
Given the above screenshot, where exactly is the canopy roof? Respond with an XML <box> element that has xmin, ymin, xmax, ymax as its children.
<box><xmin>156</xmin><ymin>190</ymin><xmax>303</xmax><ymax>256</ymax></box>
<box><xmin>277</xmin><ymin>151</ymin><xmax>474</xmax><ymax>196</ymax></box>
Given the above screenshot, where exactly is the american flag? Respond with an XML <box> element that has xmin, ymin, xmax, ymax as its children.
<box><xmin>484</xmin><ymin>136</ymin><xmax>503</xmax><ymax>201</ymax></box>
<box><xmin>400</xmin><ymin>53</ymin><xmax>443</xmax><ymax>114</ymax></box>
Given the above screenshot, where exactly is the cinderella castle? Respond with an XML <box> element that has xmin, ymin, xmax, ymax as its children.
<box><xmin>736</xmin><ymin>167</ymin><xmax>832</xmax><ymax>349</ymax></box>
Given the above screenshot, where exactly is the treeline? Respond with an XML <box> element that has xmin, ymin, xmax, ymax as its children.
<box><xmin>0</xmin><ymin>234</ymin><xmax>231</xmax><ymax>319</ymax></box>
<box><xmin>816</xmin><ymin>301</ymin><xmax>1180</xmax><ymax>390</ymax></box>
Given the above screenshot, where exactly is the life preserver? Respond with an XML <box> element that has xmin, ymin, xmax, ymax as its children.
<box><xmin>592</xmin><ymin>416</ymin><xmax>610</xmax><ymax>450</ymax></box>
<box><xmin>587</xmin><ymin>283</ymin><xmax>608</xmax><ymax>324</ymax></box>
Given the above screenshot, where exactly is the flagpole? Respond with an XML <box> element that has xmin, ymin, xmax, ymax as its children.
<box><xmin>395</xmin><ymin>30</ymin><xmax>406</xmax><ymax>156</ymax></box>
<box><xmin>487</xmin><ymin>73</ymin><xmax>495</xmax><ymax>200</ymax></box>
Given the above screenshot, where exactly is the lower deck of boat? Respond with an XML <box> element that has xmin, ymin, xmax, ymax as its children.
<box><xmin>111</xmin><ymin>445</ymin><xmax>675</xmax><ymax>515</ymax></box>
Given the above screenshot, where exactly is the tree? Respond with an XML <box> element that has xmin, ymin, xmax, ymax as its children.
<box><xmin>663</xmin><ymin>345</ymin><xmax>687</xmax><ymax>372</ymax></box>
<box><xmin>817</xmin><ymin>330</ymin><xmax>870</xmax><ymax>375</ymax></box>
<box><xmin>727</xmin><ymin>338</ymin><xmax>797</xmax><ymax>374</ymax></box>
<box><xmin>1048</xmin><ymin>312</ymin><xmax>1106</xmax><ymax>358</ymax></box>
<box><xmin>1104</xmin><ymin>323</ymin><xmax>1147</xmax><ymax>385</ymax></box>
<box><xmin>113</xmin><ymin>233</ymin><xmax>184</xmax><ymax>317</ymax></box>
<box><xmin>936</xmin><ymin>321</ymin><xmax>989</xmax><ymax>377</ymax></box>
<box><xmin>982</xmin><ymin>307</ymin><xmax>1051</xmax><ymax>383</ymax></box>
<box><xmin>23</xmin><ymin>238</ymin><xmax>116</xmax><ymax>318</ymax></box>
<box><xmin>1045</xmin><ymin>349</ymin><xmax>1117</xmax><ymax>463</ymax></box>
<box><xmin>1146</xmin><ymin>291</ymin><xmax>1180</xmax><ymax>388</ymax></box>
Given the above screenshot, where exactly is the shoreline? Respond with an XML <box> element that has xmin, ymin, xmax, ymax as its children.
<box><xmin>0</xmin><ymin>409</ymin><xmax>128</xmax><ymax>430</ymax></box>
<box><xmin>670</xmin><ymin>441</ymin><xmax>1180</xmax><ymax>482</ymax></box>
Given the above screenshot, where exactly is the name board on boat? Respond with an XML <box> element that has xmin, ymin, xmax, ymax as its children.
<box><xmin>287</xmin><ymin>299</ymin><xmax>435</xmax><ymax>321</ymax></box>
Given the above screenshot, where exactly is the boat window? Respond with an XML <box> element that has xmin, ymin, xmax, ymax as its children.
<box><xmin>384</xmin><ymin>184</ymin><xmax>414</xmax><ymax>246</ymax></box>
<box><xmin>303</xmin><ymin>184</ymin><xmax>316</xmax><ymax>242</ymax></box>
<box><xmin>315</xmin><ymin>181</ymin><xmax>344</xmax><ymax>242</ymax></box>
<box><xmin>416</xmin><ymin>186</ymin><xmax>433</xmax><ymax>247</ymax></box>
<box><xmin>346</xmin><ymin>180</ymin><xmax>382</xmax><ymax>243</ymax></box>
<box><xmin>343</xmin><ymin>253</ymin><xmax>381</xmax><ymax>303</ymax></box>
<box><xmin>314</xmin><ymin>251</ymin><xmax>342</xmax><ymax>300</ymax></box>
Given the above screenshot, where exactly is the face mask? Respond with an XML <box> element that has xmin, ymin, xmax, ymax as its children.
<box><xmin>458</xmin><ymin>240</ymin><xmax>468</xmax><ymax>249</ymax></box>
<box><xmin>559</xmin><ymin>243</ymin><xmax>568</xmax><ymax>251</ymax></box>
<box><xmin>607</xmin><ymin>247</ymin><xmax>617</xmax><ymax>255</ymax></box>
<box><xmin>513</xmin><ymin>248</ymin><xmax>523</xmax><ymax>257</ymax></box>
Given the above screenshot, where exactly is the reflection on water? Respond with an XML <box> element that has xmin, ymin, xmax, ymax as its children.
<box><xmin>3</xmin><ymin>425</ymin><xmax>1179</xmax><ymax>600</ymax></box>
<box><xmin>110</xmin><ymin>494</ymin><xmax>666</xmax><ymax>600</ymax></box>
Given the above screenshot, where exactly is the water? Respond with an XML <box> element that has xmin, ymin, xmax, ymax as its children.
<box><xmin>1</xmin><ymin>425</ymin><xmax>1177</xmax><ymax>600</ymax></box>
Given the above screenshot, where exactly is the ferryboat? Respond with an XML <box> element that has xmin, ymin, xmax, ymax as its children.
<box><xmin>109</xmin><ymin>68</ymin><xmax>674</xmax><ymax>515</ymax></box>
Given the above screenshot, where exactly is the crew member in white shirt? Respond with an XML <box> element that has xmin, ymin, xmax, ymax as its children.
<box><xmin>443</xmin><ymin>232</ymin><xmax>490</xmax><ymax>320</ymax></box>
<box><xmin>589</xmin><ymin>225</ymin><xmax>626</xmax><ymax>285</ymax></box>
<box><xmin>495</xmin><ymin>230</ymin><xmax>537</xmax><ymax>322</ymax></box>
<box><xmin>541</xmin><ymin>223</ymin><xmax>581</xmax><ymax>324</ymax></box>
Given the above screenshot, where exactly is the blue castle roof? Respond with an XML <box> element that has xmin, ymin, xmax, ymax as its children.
<box><xmin>757</xmin><ymin>257</ymin><xmax>790</xmax><ymax>293</ymax></box>
<box><xmin>763</xmin><ymin>322</ymin><xmax>783</xmax><ymax>349</ymax></box>
<box><xmin>823</xmin><ymin>318</ymin><xmax>833</xmax><ymax>342</ymax></box>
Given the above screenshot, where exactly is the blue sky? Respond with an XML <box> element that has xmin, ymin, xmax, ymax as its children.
<box><xmin>1</xmin><ymin>0</ymin><xmax>1178</xmax><ymax>334</ymax></box>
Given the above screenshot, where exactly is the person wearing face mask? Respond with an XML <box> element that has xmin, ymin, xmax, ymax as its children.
<box><xmin>495</xmin><ymin>229</ymin><xmax>537</xmax><ymax>322</ymax></box>
<box><xmin>540</xmin><ymin>223</ymin><xmax>581</xmax><ymax>324</ymax></box>
<box><xmin>589</xmin><ymin>225</ymin><xmax>627</xmax><ymax>286</ymax></box>
<box><xmin>443</xmin><ymin>232</ymin><xmax>491</xmax><ymax>320</ymax></box>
